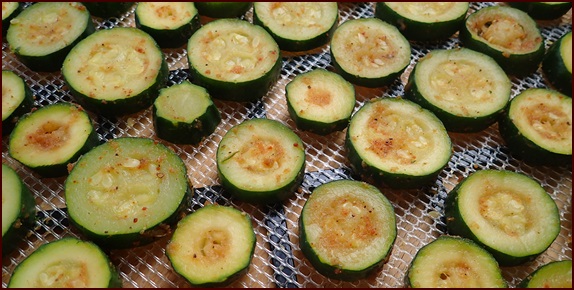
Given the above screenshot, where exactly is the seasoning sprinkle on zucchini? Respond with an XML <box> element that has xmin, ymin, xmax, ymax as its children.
<box><xmin>135</xmin><ymin>2</ymin><xmax>200</xmax><ymax>48</ymax></box>
<box><xmin>2</xmin><ymin>70</ymin><xmax>34</xmax><ymax>136</ymax></box>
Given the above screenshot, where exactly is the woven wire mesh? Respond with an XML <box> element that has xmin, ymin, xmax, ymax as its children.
<box><xmin>2</xmin><ymin>2</ymin><xmax>572</xmax><ymax>288</ymax></box>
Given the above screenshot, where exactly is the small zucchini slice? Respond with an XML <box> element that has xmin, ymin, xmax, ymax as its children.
<box><xmin>330</xmin><ymin>18</ymin><xmax>411</xmax><ymax>88</ymax></box>
<box><xmin>404</xmin><ymin>48</ymin><xmax>511</xmax><ymax>133</ymax></box>
<box><xmin>285</xmin><ymin>68</ymin><xmax>355</xmax><ymax>135</ymax></box>
<box><xmin>6</xmin><ymin>2</ymin><xmax>95</xmax><ymax>72</ymax></box>
<box><xmin>445</xmin><ymin>170</ymin><xmax>561</xmax><ymax>266</ymax></box>
<box><xmin>346</xmin><ymin>98</ymin><xmax>452</xmax><ymax>189</ymax></box>
<box><xmin>187</xmin><ymin>18</ymin><xmax>282</xmax><ymax>102</ymax></box>
<box><xmin>135</xmin><ymin>2</ymin><xmax>200</xmax><ymax>49</ymax></box>
<box><xmin>194</xmin><ymin>2</ymin><xmax>252</xmax><ymax>19</ymax></box>
<box><xmin>520</xmin><ymin>260</ymin><xmax>572</xmax><ymax>288</ymax></box>
<box><xmin>498</xmin><ymin>88</ymin><xmax>572</xmax><ymax>165</ymax></box>
<box><xmin>507</xmin><ymin>2</ymin><xmax>572</xmax><ymax>20</ymax></box>
<box><xmin>541</xmin><ymin>31</ymin><xmax>572</xmax><ymax>97</ymax></box>
<box><xmin>405</xmin><ymin>236</ymin><xmax>507</xmax><ymax>288</ymax></box>
<box><xmin>153</xmin><ymin>80</ymin><xmax>221</xmax><ymax>145</ymax></box>
<box><xmin>62</xmin><ymin>27</ymin><xmax>168</xmax><ymax>116</ymax></box>
<box><xmin>375</xmin><ymin>2</ymin><xmax>469</xmax><ymax>41</ymax></box>
<box><xmin>2</xmin><ymin>2</ymin><xmax>22</xmax><ymax>37</ymax></box>
<box><xmin>2</xmin><ymin>164</ymin><xmax>36</xmax><ymax>255</ymax></box>
<box><xmin>7</xmin><ymin>237</ymin><xmax>122</xmax><ymax>288</ymax></box>
<box><xmin>65</xmin><ymin>137</ymin><xmax>192</xmax><ymax>249</ymax></box>
<box><xmin>2</xmin><ymin>70</ymin><xmax>34</xmax><ymax>136</ymax></box>
<box><xmin>299</xmin><ymin>179</ymin><xmax>396</xmax><ymax>281</ymax></box>
<box><xmin>8</xmin><ymin>102</ymin><xmax>99</xmax><ymax>178</ymax></box>
<box><xmin>217</xmin><ymin>118</ymin><xmax>306</xmax><ymax>204</ymax></box>
<box><xmin>166</xmin><ymin>204</ymin><xmax>256</xmax><ymax>287</ymax></box>
<box><xmin>459</xmin><ymin>5</ymin><xmax>545</xmax><ymax>76</ymax></box>
<box><xmin>253</xmin><ymin>2</ymin><xmax>339</xmax><ymax>52</ymax></box>
<box><xmin>82</xmin><ymin>2</ymin><xmax>134</xmax><ymax>19</ymax></box>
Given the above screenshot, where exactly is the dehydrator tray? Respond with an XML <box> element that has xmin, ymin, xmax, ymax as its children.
<box><xmin>2</xmin><ymin>2</ymin><xmax>572</xmax><ymax>288</ymax></box>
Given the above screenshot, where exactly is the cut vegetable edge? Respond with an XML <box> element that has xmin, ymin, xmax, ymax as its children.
<box><xmin>2</xmin><ymin>70</ymin><xmax>34</xmax><ymax>136</ymax></box>
<box><xmin>194</xmin><ymin>2</ymin><xmax>252</xmax><ymax>19</ymax></box>
<box><xmin>541</xmin><ymin>31</ymin><xmax>572</xmax><ymax>97</ymax></box>
<box><xmin>520</xmin><ymin>260</ymin><xmax>572</xmax><ymax>288</ymax></box>
<box><xmin>135</xmin><ymin>2</ymin><xmax>200</xmax><ymax>48</ymax></box>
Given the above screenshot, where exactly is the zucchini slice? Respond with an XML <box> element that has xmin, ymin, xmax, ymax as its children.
<box><xmin>508</xmin><ymin>2</ymin><xmax>572</xmax><ymax>20</ymax></box>
<box><xmin>153</xmin><ymin>80</ymin><xmax>221</xmax><ymax>145</ymax></box>
<box><xmin>404</xmin><ymin>48</ymin><xmax>511</xmax><ymax>133</ymax></box>
<box><xmin>8</xmin><ymin>102</ymin><xmax>99</xmax><ymax>178</ymax></box>
<box><xmin>62</xmin><ymin>27</ymin><xmax>168</xmax><ymax>116</ymax></box>
<box><xmin>445</xmin><ymin>170</ymin><xmax>561</xmax><ymax>266</ymax></box>
<box><xmin>346</xmin><ymin>98</ymin><xmax>452</xmax><ymax>189</ymax></box>
<box><xmin>541</xmin><ymin>31</ymin><xmax>572</xmax><ymax>97</ymax></box>
<box><xmin>375</xmin><ymin>2</ymin><xmax>469</xmax><ymax>41</ymax></box>
<box><xmin>194</xmin><ymin>2</ymin><xmax>252</xmax><ymax>19</ymax></box>
<box><xmin>82</xmin><ymin>2</ymin><xmax>134</xmax><ymax>19</ymax></box>
<box><xmin>285</xmin><ymin>68</ymin><xmax>355</xmax><ymax>135</ymax></box>
<box><xmin>166</xmin><ymin>204</ymin><xmax>256</xmax><ymax>287</ymax></box>
<box><xmin>405</xmin><ymin>236</ymin><xmax>507</xmax><ymax>288</ymax></box>
<box><xmin>187</xmin><ymin>18</ymin><xmax>282</xmax><ymax>102</ymax></box>
<box><xmin>520</xmin><ymin>260</ymin><xmax>572</xmax><ymax>288</ymax></box>
<box><xmin>2</xmin><ymin>70</ymin><xmax>34</xmax><ymax>136</ymax></box>
<box><xmin>64</xmin><ymin>137</ymin><xmax>192</xmax><ymax>249</ymax></box>
<box><xmin>2</xmin><ymin>2</ymin><xmax>22</xmax><ymax>37</ymax></box>
<box><xmin>459</xmin><ymin>5</ymin><xmax>545</xmax><ymax>76</ymax></box>
<box><xmin>135</xmin><ymin>2</ymin><xmax>200</xmax><ymax>49</ymax></box>
<box><xmin>2</xmin><ymin>163</ymin><xmax>36</xmax><ymax>255</ymax></box>
<box><xmin>7</xmin><ymin>237</ymin><xmax>122</xmax><ymax>288</ymax></box>
<box><xmin>299</xmin><ymin>179</ymin><xmax>396</xmax><ymax>281</ymax></box>
<box><xmin>330</xmin><ymin>18</ymin><xmax>411</xmax><ymax>88</ymax></box>
<box><xmin>6</xmin><ymin>2</ymin><xmax>95</xmax><ymax>72</ymax></box>
<box><xmin>498</xmin><ymin>88</ymin><xmax>572</xmax><ymax>165</ymax></box>
<box><xmin>216</xmin><ymin>118</ymin><xmax>306</xmax><ymax>204</ymax></box>
<box><xmin>253</xmin><ymin>2</ymin><xmax>339</xmax><ymax>52</ymax></box>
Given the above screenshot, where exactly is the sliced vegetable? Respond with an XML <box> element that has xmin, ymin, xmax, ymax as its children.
<box><xmin>520</xmin><ymin>260</ymin><xmax>572</xmax><ymax>288</ymax></box>
<box><xmin>82</xmin><ymin>2</ymin><xmax>134</xmax><ymax>19</ymax></box>
<box><xmin>2</xmin><ymin>70</ymin><xmax>34</xmax><ymax>136</ymax></box>
<box><xmin>541</xmin><ymin>31</ymin><xmax>572</xmax><ymax>97</ymax></box>
<box><xmin>135</xmin><ymin>2</ymin><xmax>200</xmax><ymax>48</ymax></box>
<box><xmin>194</xmin><ymin>2</ymin><xmax>252</xmax><ymax>19</ymax></box>
<box><xmin>507</xmin><ymin>2</ymin><xmax>572</xmax><ymax>20</ymax></box>
<box><xmin>2</xmin><ymin>2</ymin><xmax>22</xmax><ymax>37</ymax></box>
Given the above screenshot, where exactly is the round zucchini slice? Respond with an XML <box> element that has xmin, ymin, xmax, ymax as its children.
<box><xmin>498</xmin><ymin>88</ymin><xmax>572</xmax><ymax>165</ymax></box>
<box><xmin>62</xmin><ymin>27</ymin><xmax>168</xmax><ymax>116</ymax></box>
<box><xmin>520</xmin><ymin>260</ymin><xmax>572</xmax><ymax>288</ymax></box>
<box><xmin>7</xmin><ymin>237</ymin><xmax>122</xmax><ymax>288</ymax></box>
<box><xmin>2</xmin><ymin>163</ymin><xmax>36</xmax><ymax>255</ymax></box>
<box><xmin>135</xmin><ymin>2</ymin><xmax>200</xmax><ymax>48</ymax></box>
<box><xmin>216</xmin><ymin>118</ymin><xmax>306</xmax><ymax>204</ymax></box>
<box><xmin>299</xmin><ymin>179</ymin><xmax>396</xmax><ymax>281</ymax></box>
<box><xmin>166</xmin><ymin>204</ymin><xmax>256</xmax><ymax>287</ymax></box>
<box><xmin>65</xmin><ymin>137</ymin><xmax>192</xmax><ymax>249</ymax></box>
<box><xmin>6</xmin><ymin>2</ymin><xmax>95</xmax><ymax>72</ymax></box>
<box><xmin>153</xmin><ymin>80</ymin><xmax>221</xmax><ymax>145</ymax></box>
<box><xmin>8</xmin><ymin>102</ymin><xmax>99</xmax><ymax>178</ymax></box>
<box><xmin>187</xmin><ymin>18</ymin><xmax>282</xmax><ymax>102</ymax></box>
<box><xmin>346</xmin><ymin>98</ymin><xmax>452</xmax><ymax>189</ymax></box>
<box><xmin>459</xmin><ymin>5</ymin><xmax>545</xmax><ymax>76</ymax></box>
<box><xmin>285</xmin><ymin>68</ymin><xmax>355</xmax><ymax>135</ymax></box>
<box><xmin>375</xmin><ymin>2</ymin><xmax>469</xmax><ymax>41</ymax></box>
<box><xmin>2</xmin><ymin>70</ymin><xmax>34</xmax><ymax>136</ymax></box>
<box><xmin>445</xmin><ymin>169</ymin><xmax>561</xmax><ymax>266</ymax></box>
<box><xmin>541</xmin><ymin>31</ymin><xmax>572</xmax><ymax>97</ymax></box>
<box><xmin>507</xmin><ymin>2</ymin><xmax>572</xmax><ymax>20</ymax></box>
<box><xmin>330</xmin><ymin>18</ymin><xmax>411</xmax><ymax>88</ymax></box>
<box><xmin>404</xmin><ymin>48</ymin><xmax>511</xmax><ymax>133</ymax></box>
<box><xmin>405</xmin><ymin>236</ymin><xmax>507</xmax><ymax>288</ymax></box>
<box><xmin>82</xmin><ymin>2</ymin><xmax>134</xmax><ymax>19</ymax></box>
<box><xmin>2</xmin><ymin>2</ymin><xmax>22</xmax><ymax>37</ymax></box>
<box><xmin>253</xmin><ymin>2</ymin><xmax>339</xmax><ymax>52</ymax></box>
<box><xmin>194</xmin><ymin>2</ymin><xmax>252</xmax><ymax>19</ymax></box>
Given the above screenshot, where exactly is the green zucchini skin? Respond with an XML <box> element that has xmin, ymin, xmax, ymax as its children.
<box><xmin>82</xmin><ymin>2</ymin><xmax>134</xmax><ymax>18</ymax></box>
<box><xmin>2</xmin><ymin>2</ymin><xmax>23</xmax><ymax>37</ymax></box>
<box><xmin>194</xmin><ymin>2</ymin><xmax>252</xmax><ymax>19</ymax></box>
<box><xmin>519</xmin><ymin>260</ymin><xmax>572</xmax><ymax>288</ymax></box>
<box><xmin>2</xmin><ymin>70</ymin><xmax>34</xmax><ymax>136</ymax></box>
<box><xmin>507</xmin><ymin>2</ymin><xmax>572</xmax><ymax>20</ymax></box>
<box><xmin>541</xmin><ymin>31</ymin><xmax>572</xmax><ymax>97</ymax></box>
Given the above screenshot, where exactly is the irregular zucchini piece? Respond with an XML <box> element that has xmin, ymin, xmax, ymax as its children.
<box><xmin>217</xmin><ymin>118</ymin><xmax>306</xmax><ymax>204</ymax></box>
<box><xmin>135</xmin><ymin>2</ymin><xmax>200</xmax><ymax>48</ymax></box>
<box><xmin>194</xmin><ymin>2</ymin><xmax>252</xmax><ymax>19</ymax></box>
<box><xmin>65</xmin><ymin>137</ymin><xmax>192</xmax><ymax>248</ymax></box>
<box><xmin>285</xmin><ymin>68</ymin><xmax>355</xmax><ymax>135</ymax></box>
<box><xmin>507</xmin><ymin>2</ymin><xmax>572</xmax><ymax>20</ymax></box>
<box><xmin>299</xmin><ymin>180</ymin><xmax>396</xmax><ymax>281</ymax></box>
<box><xmin>498</xmin><ymin>88</ymin><xmax>572</xmax><ymax>165</ymax></box>
<box><xmin>520</xmin><ymin>260</ymin><xmax>572</xmax><ymax>288</ymax></box>
<box><xmin>459</xmin><ymin>5</ymin><xmax>545</xmax><ymax>76</ymax></box>
<box><xmin>541</xmin><ymin>31</ymin><xmax>572</xmax><ymax>97</ymax></box>
<box><xmin>62</xmin><ymin>27</ymin><xmax>168</xmax><ymax>116</ymax></box>
<box><xmin>445</xmin><ymin>170</ymin><xmax>561</xmax><ymax>266</ymax></box>
<box><xmin>166</xmin><ymin>204</ymin><xmax>256</xmax><ymax>287</ymax></box>
<box><xmin>404</xmin><ymin>48</ymin><xmax>511</xmax><ymax>132</ymax></box>
<box><xmin>6</xmin><ymin>2</ymin><xmax>95</xmax><ymax>72</ymax></box>
<box><xmin>7</xmin><ymin>237</ymin><xmax>122</xmax><ymax>288</ymax></box>
<box><xmin>82</xmin><ymin>2</ymin><xmax>134</xmax><ymax>19</ymax></box>
<box><xmin>330</xmin><ymin>18</ymin><xmax>411</xmax><ymax>88</ymax></box>
<box><xmin>253</xmin><ymin>2</ymin><xmax>339</xmax><ymax>52</ymax></box>
<box><xmin>346</xmin><ymin>98</ymin><xmax>452</xmax><ymax>189</ymax></box>
<box><xmin>2</xmin><ymin>2</ymin><xmax>22</xmax><ymax>37</ymax></box>
<box><xmin>8</xmin><ymin>102</ymin><xmax>99</xmax><ymax>178</ymax></box>
<box><xmin>375</xmin><ymin>2</ymin><xmax>469</xmax><ymax>41</ymax></box>
<box><xmin>2</xmin><ymin>70</ymin><xmax>34</xmax><ymax>136</ymax></box>
<box><xmin>153</xmin><ymin>80</ymin><xmax>221</xmax><ymax>145</ymax></box>
<box><xmin>187</xmin><ymin>18</ymin><xmax>282</xmax><ymax>102</ymax></box>
<box><xmin>405</xmin><ymin>236</ymin><xmax>507</xmax><ymax>288</ymax></box>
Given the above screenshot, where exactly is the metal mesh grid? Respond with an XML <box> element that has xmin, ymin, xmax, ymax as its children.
<box><xmin>2</xmin><ymin>2</ymin><xmax>572</xmax><ymax>288</ymax></box>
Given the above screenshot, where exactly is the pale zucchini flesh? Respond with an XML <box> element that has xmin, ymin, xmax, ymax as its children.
<box><xmin>135</xmin><ymin>2</ymin><xmax>197</xmax><ymax>30</ymax></box>
<box><xmin>384</xmin><ymin>2</ymin><xmax>469</xmax><ymax>23</ymax></box>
